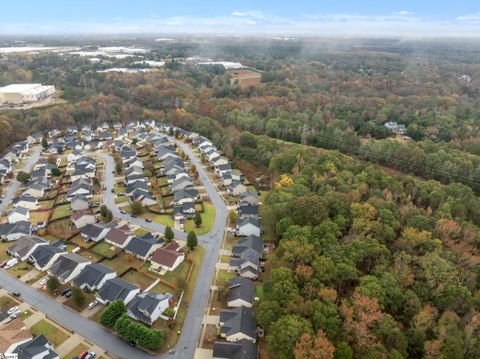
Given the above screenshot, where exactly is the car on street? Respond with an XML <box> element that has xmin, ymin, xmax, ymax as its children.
<box><xmin>87</xmin><ymin>300</ymin><xmax>98</xmax><ymax>310</ymax></box>
<box><xmin>131</xmin><ymin>214</ymin><xmax>137</xmax><ymax>218</ymax></box>
<box><xmin>11</xmin><ymin>291</ymin><xmax>21</xmax><ymax>298</ymax></box>
<box><xmin>111</xmin><ymin>189</ymin><xmax>115</xmax><ymax>193</ymax></box>
<box><xmin>145</xmin><ymin>218</ymin><xmax>152</xmax><ymax>222</ymax></box>
<box><xmin>120</xmin><ymin>210</ymin><xmax>126</xmax><ymax>214</ymax></box>
<box><xmin>127</xmin><ymin>341</ymin><xmax>136</xmax><ymax>347</ymax></box>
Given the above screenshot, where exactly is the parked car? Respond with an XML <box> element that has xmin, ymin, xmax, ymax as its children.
<box><xmin>65</xmin><ymin>291</ymin><xmax>73</xmax><ymax>298</ymax></box>
<box><xmin>145</xmin><ymin>218</ymin><xmax>152</xmax><ymax>223</ymax></box>
<box><xmin>39</xmin><ymin>278</ymin><xmax>48</xmax><ymax>286</ymax></box>
<box><xmin>87</xmin><ymin>300</ymin><xmax>98</xmax><ymax>310</ymax></box>
<box><xmin>79</xmin><ymin>351</ymin><xmax>89</xmax><ymax>359</ymax></box>
<box><xmin>127</xmin><ymin>341</ymin><xmax>136</xmax><ymax>347</ymax></box>
<box><xmin>131</xmin><ymin>214</ymin><xmax>137</xmax><ymax>218</ymax></box>
<box><xmin>7</xmin><ymin>306</ymin><xmax>19</xmax><ymax>315</ymax></box>
<box><xmin>111</xmin><ymin>189</ymin><xmax>115</xmax><ymax>193</ymax></box>
<box><xmin>85</xmin><ymin>352</ymin><xmax>96</xmax><ymax>359</ymax></box>
<box><xmin>61</xmin><ymin>288</ymin><xmax>72</xmax><ymax>296</ymax></box>
<box><xmin>9</xmin><ymin>308</ymin><xmax>21</xmax><ymax>318</ymax></box>
<box><xmin>120</xmin><ymin>210</ymin><xmax>126</xmax><ymax>214</ymax></box>
<box><xmin>3</xmin><ymin>258</ymin><xmax>18</xmax><ymax>269</ymax></box>
<box><xmin>0</xmin><ymin>260</ymin><xmax>8</xmax><ymax>268</ymax></box>
<box><xmin>11</xmin><ymin>291</ymin><xmax>21</xmax><ymax>298</ymax></box>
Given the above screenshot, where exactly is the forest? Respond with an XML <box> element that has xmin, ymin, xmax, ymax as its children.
<box><xmin>2</xmin><ymin>37</ymin><xmax>480</xmax><ymax>358</ymax></box>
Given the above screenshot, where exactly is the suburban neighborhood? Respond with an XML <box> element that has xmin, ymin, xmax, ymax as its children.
<box><xmin>0</xmin><ymin>120</ymin><xmax>264</xmax><ymax>359</ymax></box>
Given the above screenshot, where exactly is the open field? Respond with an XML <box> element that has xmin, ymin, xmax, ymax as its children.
<box><xmin>229</xmin><ymin>69</ymin><xmax>261</xmax><ymax>87</ymax></box>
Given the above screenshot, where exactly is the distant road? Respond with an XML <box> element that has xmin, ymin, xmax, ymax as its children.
<box><xmin>0</xmin><ymin>147</ymin><xmax>42</xmax><ymax>214</ymax></box>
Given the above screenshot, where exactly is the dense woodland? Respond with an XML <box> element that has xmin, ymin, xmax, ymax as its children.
<box><xmin>2</xmin><ymin>37</ymin><xmax>480</xmax><ymax>358</ymax></box>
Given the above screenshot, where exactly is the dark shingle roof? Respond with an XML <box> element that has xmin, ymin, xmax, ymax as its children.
<box><xmin>97</xmin><ymin>277</ymin><xmax>139</xmax><ymax>303</ymax></box>
<box><xmin>219</xmin><ymin>307</ymin><xmax>257</xmax><ymax>341</ymax></box>
<box><xmin>227</xmin><ymin>277</ymin><xmax>255</xmax><ymax>305</ymax></box>
<box><xmin>213</xmin><ymin>340</ymin><xmax>258</xmax><ymax>359</ymax></box>
<box><xmin>73</xmin><ymin>263</ymin><xmax>115</xmax><ymax>288</ymax></box>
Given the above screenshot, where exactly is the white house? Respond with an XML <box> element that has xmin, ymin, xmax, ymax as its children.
<box><xmin>8</xmin><ymin>207</ymin><xmax>30</xmax><ymax>224</ymax></box>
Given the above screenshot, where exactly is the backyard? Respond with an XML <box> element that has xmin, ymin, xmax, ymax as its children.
<box><xmin>91</xmin><ymin>241</ymin><xmax>119</xmax><ymax>259</ymax></box>
<box><xmin>51</xmin><ymin>204</ymin><xmax>72</xmax><ymax>220</ymax></box>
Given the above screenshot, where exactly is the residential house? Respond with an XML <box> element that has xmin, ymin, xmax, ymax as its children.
<box><xmin>227</xmin><ymin>277</ymin><xmax>255</xmax><ymax>308</ymax></box>
<box><xmin>213</xmin><ymin>340</ymin><xmax>258</xmax><ymax>359</ymax></box>
<box><xmin>96</xmin><ymin>277</ymin><xmax>140</xmax><ymax>305</ymax></box>
<box><xmin>70</xmin><ymin>195</ymin><xmax>90</xmax><ymax>211</ymax></box>
<box><xmin>29</xmin><ymin>242</ymin><xmax>67</xmax><ymax>271</ymax></box>
<box><xmin>219</xmin><ymin>307</ymin><xmax>257</xmax><ymax>343</ymax></box>
<box><xmin>231</xmin><ymin>236</ymin><xmax>263</xmax><ymax>258</ymax></box>
<box><xmin>73</xmin><ymin>263</ymin><xmax>116</xmax><ymax>291</ymax></box>
<box><xmin>13</xmin><ymin>194</ymin><xmax>38</xmax><ymax>210</ymax></box>
<box><xmin>129</xmin><ymin>189</ymin><xmax>157</xmax><ymax>207</ymax></box>
<box><xmin>104</xmin><ymin>228</ymin><xmax>134</xmax><ymax>249</ymax></box>
<box><xmin>230</xmin><ymin>248</ymin><xmax>261</xmax><ymax>280</ymax></box>
<box><xmin>215</xmin><ymin>163</ymin><xmax>232</xmax><ymax>177</ymax></box>
<box><xmin>170</xmin><ymin>177</ymin><xmax>194</xmax><ymax>192</ymax></box>
<box><xmin>150</xmin><ymin>242</ymin><xmax>185</xmax><ymax>272</ymax></box>
<box><xmin>238</xmin><ymin>205</ymin><xmax>259</xmax><ymax>220</ymax></box>
<box><xmin>384</xmin><ymin>121</ymin><xmax>407</xmax><ymax>134</ymax></box>
<box><xmin>10</xmin><ymin>335</ymin><xmax>59</xmax><ymax>359</ymax></box>
<box><xmin>231</xmin><ymin>169</ymin><xmax>244</xmax><ymax>183</ymax></box>
<box><xmin>0</xmin><ymin>319</ymin><xmax>32</xmax><ymax>355</ymax></box>
<box><xmin>7</xmin><ymin>206</ymin><xmax>30</xmax><ymax>224</ymax></box>
<box><xmin>80</xmin><ymin>223</ymin><xmax>110</xmax><ymax>243</ymax></box>
<box><xmin>173</xmin><ymin>188</ymin><xmax>200</xmax><ymax>205</ymax></box>
<box><xmin>0</xmin><ymin>221</ymin><xmax>32</xmax><ymax>242</ymax></box>
<box><xmin>7</xmin><ymin>235</ymin><xmax>48</xmax><ymax>261</ymax></box>
<box><xmin>127</xmin><ymin>292</ymin><xmax>173</xmax><ymax>326</ymax></box>
<box><xmin>238</xmin><ymin>192</ymin><xmax>259</xmax><ymax>207</ymax></box>
<box><xmin>228</xmin><ymin>181</ymin><xmax>247</xmax><ymax>196</ymax></box>
<box><xmin>71</xmin><ymin>209</ymin><xmax>96</xmax><ymax>229</ymax></box>
<box><xmin>48</xmin><ymin>253</ymin><xmax>91</xmax><ymax>284</ymax></box>
<box><xmin>126</xmin><ymin>181</ymin><xmax>149</xmax><ymax>195</ymax></box>
<box><xmin>212</xmin><ymin>156</ymin><xmax>229</xmax><ymax>168</ymax></box>
<box><xmin>124</xmin><ymin>234</ymin><xmax>163</xmax><ymax>261</ymax></box>
<box><xmin>235</xmin><ymin>218</ymin><xmax>261</xmax><ymax>237</ymax></box>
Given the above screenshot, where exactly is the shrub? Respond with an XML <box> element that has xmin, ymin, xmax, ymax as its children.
<box><xmin>100</xmin><ymin>300</ymin><xmax>126</xmax><ymax>328</ymax></box>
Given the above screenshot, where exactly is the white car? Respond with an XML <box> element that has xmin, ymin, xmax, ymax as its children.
<box><xmin>3</xmin><ymin>258</ymin><xmax>18</xmax><ymax>269</ymax></box>
<box><xmin>9</xmin><ymin>309</ymin><xmax>21</xmax><ymax>318</ymax></box>
<box><xmin>87</xmin><ymin>300</ymin><xmax>98</xmax><ymax>310</ymax></box>
<box><xmin>7</xmin><ymin>306</ymin><xmax>19</xmax><ymax>315</ymax></box>
<box><xmin>39</xmin><ymin>278</ymin><xmax>48</xmax><ymax>286</ymax></box>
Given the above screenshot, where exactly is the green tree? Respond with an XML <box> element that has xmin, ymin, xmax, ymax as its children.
<box><xmin>228</xmin><ymin>210</ymin><xmax>238</xmax><ymax>223</ymax></box>
<box><xmin>51</xmin><ymin>167</ymin><xmax>61</xmax><ymax>176</ymax></box>
<box><xmin>17</xmin><ymin>171</ymin><xmax>30</xmax><ymax>183</ymax></box>
<box><xmin>187</xmin><ymin>231</ymin><xmax>198</xmax><ymax>250</ymax></box>
<box><xmin>100</xmin><ymin>300</ymin><xmax>126</xmax><ymax>328</ymax></box>
<box><xmin>194</xmin><ymin>213</ymin><xmax>202</xmax><ymax>227</ymax></box>
<box><xmin>46</xmin><ymin>277</ymin><xmax>60</xmax><ymax>293</ymax></box>
<box><xmin>130</xmin><ymin>201</ymin><xmax>143</xmax><ymax>215</ymax></box>
<box><xmin>72</xmin><ymin>287</ymin><xmax>85</xmax><ymax>307</ymax></box>
<box><xmin>164</xmin><ymin>226</ymin><xmax>174</xmax><ymax>241</ymax></box>
<box><xmin>267</xmin><ymin>314</ymin><xmax>313</xmax><ymax>359</ymax></box>
<box><xmin>115</xmin><ymin>162</ymin><xmax>123</xmax><ymax>174</ymax></box>
<box><xmin>41</xmin><ymin>136</ymin><xmax>48</xmax><ymax>149</ymax></box>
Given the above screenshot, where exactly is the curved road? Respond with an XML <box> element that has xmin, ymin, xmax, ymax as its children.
<box><xmin>0</xmin><ymin>140</ymin><xmax>228</xmax><ymax>359</ymax></box>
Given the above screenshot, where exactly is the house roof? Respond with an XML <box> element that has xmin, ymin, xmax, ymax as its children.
<box><xmin>12</xmin><ymin>335</ymin><xmax>59</xmax><ymax>359</ymax></box>
<box><xmin>239</xmin><ymin>192</ymin><xmax>259</xmax><ymax>205</ymax></box>
<box><xmin>232</xmin><ymin>236</ymin><xmax>263</xmax><ymax>257</ymax></box>
<box><xmin>73</xmin><ymin>263</ymin><xmax>115</xmax><ymax>288</ymax></box>
<box><xmin>48</xmin><ymin>253</ymin><xmax>90</xmax><ymax>281</ymax></box>
<box><xmin>0</xmin><ymin>221</ymin><xmax>32</xmax><ymax>236</ymax></box>
<box><xmin>70</xmin><ymin>195</ymin><xmax>89</xmax><ymax>204</ymax></box>
<box><xmin>97</xmin><ymin>277</ymin><xmax>139</xmax><ymax>303</ymax></box>
<box><xmin>81</xmin><ymin>223</ymin><xmax>106</xmax><ymax>239</ymax></box>
<box><xmin>105</xmin><ymin>228</ymin><xmax>133</xmax><ymax>246</ymax></box>
<box><xmin>151</xmin><ymin>247</ymin><xmax>184</xmax><ymax>268</ymax></box>
<box><xmin>228</xmin><ymin>277</ymin><xmax>255</xmax><ymax>305</ymax></box>
<box><xmin>174</xmin><ymin>188</ymin><xmax>199</xmax><ymax>202</ymax></box>
<box><xmin>127</xmin><ymin>292</ymin><xmax>172</xmax><ymax>324</ymax></box>
<box><xmin>238</xmin><ymin>205</ymin><xmax>258</xmax><ymax>217</ymax></box>
<box><xmin>7</xmin><ymin>235</ymin><xmax>47</xmax><ymax>258</ymax></box>
<box><xmin>125</xmin><ymin>235</ymin><xmax>162</xmax><ymax>258</ymax></box>
<box><xmin>71</xmin><ymin>209</ymin><xmax>94</xmax><ymax>221</ymax></box>
<box><xmin>9</xmin><ymin>206</ymin><xmax>29</xmax><ymax>217</ymax></box>
<box><xmin>237</xmin><ymin>217</ymin><xmax>260</xmax><ymax>229</ymax></box>
<box><xmin>219</xmin><ymin>307</ymin><xmax>257</xmax><ymax>341</ymax></box>
<box><xmin>30</xmin><ymin>243</ymin><xmax>67</xmax><ymax>268</ymax></box>
<box><xmin>213</xmin><ymin>340</ymin><xmax>258</xmax><ymax>359</ymax></box>
<box><xmin>0</xmin><ymin>319</ymin><xmax>32</xmax><ymax>353</ymax></box>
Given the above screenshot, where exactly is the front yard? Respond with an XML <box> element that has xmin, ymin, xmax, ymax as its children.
<box><xmin>184</xmin><ymin>202</ymin><xmax>216</xmax><ymax>235</ymax></box>
<box><xmin>29</xmin><ymin>319</ymin><xmax>70</xmax><ymax>347</ymax></box>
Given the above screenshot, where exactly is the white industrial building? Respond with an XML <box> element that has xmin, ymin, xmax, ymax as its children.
<box><xmin>0</xmin><ymin>84</ymin><xmax>56</xmax><ymax>105</ymax></box>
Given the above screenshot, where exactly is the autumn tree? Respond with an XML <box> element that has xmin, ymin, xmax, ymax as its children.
<box><xmin>294</xmin><ymin>330</ymin><xmax>335</xmax><ymax>359</ymax></box>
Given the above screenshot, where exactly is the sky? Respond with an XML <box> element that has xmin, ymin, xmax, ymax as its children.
<box><xmin>1</xmin><ymin>1</ymin><xmax>480</xmax><ymax>37</ymax></box>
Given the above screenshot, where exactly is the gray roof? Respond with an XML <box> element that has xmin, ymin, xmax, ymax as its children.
<box><xmin>127</xmin><ymin>292</ymin><xmax>172</xmax><ymax>325</ymax></box>
<box><xmin>238</xmin><ymin>205</ymin><xmax>258</xmax><ymax>217</ymax></box>
<box><xmin>219</xmin><ymin>307</ymin><xmax>257</xmax><ymax>341</ymax></box>
<box><xmin>213</xmin><ymin>340</ymin><xmax>258</xmax><ymax>359</ymax></box>
<box><xmin>232</xmin><ymin>236</ymin><xmax>263</xmax><ymax>257</ymax></box>
<box><xmin>9</xmin><ymin>206</ymin><xmax>29</xmax><ymax>217</ymax></box>
<box><xmin>237</xmin><ymin>217</ymin><xmax>260</xmax><ymax>229</ymax></box>
<box><xmin>0</xmin><ymin>221</ymin><xmax>31</xmax><ymax>236</ymax></box>
<box><xmin>73</xmin><ymin>263</ymin><xmax>115</xmax><ymax>288</ymax></box>
<box><xmin>13</xmin><ymin>335</ymin><xmax>59</xmax><ymax>359</ymax></box>
<box><xmin>81</xmin><ymin>223</ymin><xmax>105</xmax><ymax>239</ymax></box>
<box><xmin>124</xmin><ymin>235</ymin><xmax>162</xmax><ymax>258</ymax></box>
<box><xmin>7</xmin><ymin>235</ymin><xmax>47</xmax><ymax>258</ymax></box>
<box><xmin>30</xmin><ymin>243</ymin><xmax>67</xmax><ymax>268</ymax></box>
<box><xmin>97</xmin><ymin>277</ymin><xmax>139</xmax><ymax>303</ymax></box>
<box><xmin>227</xmin><ymin>277</ymin><xmax>255</xmax><ymax>305</ymax></box>
<box><xmin>48</xmin><ymin>253</ymin><xmax>90</xmax><ymax>281</ymax></box>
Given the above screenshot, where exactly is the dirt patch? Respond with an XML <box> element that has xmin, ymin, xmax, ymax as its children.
<box><xmin>229</xmin><ymin>69</ymin><xmax>261</xmax><ymax>88</ymax></box>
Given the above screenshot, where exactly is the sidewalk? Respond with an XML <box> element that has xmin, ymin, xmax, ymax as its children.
<box><xmin>56</xmin><ymin>333</ymin><xmax>84</xmax><ymax>357</ymax></box>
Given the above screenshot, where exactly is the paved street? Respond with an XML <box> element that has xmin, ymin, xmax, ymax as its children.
<box><xmin>0</xmin><ymin>139</ymin><xmax>228</xmax><ymax>359</ymax></box>
<box><xmin>0</xmin><ymin>146</ymin><xmax>42</xmax><ymax>214</ymax></box>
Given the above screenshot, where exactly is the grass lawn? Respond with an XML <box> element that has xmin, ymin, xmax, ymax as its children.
<box><xmin>7</xmin><ymin>262</ymin><xmax>34</xmax><ymax>278</ymax></box>
<box><xmin>30</xmin><ymin>211</ymin><xmax>50</xmax><ymax>225</ymax></box>
<box><xmin>114</xmin><ymin>196</ymin><xmax>129</xmax><ymax>204</ymax></box>
<box><xmin>91</xmin><ymin>242</ymin><xmax>119</xmax><ymax>259</ymax></box>
<box><xmin>77</xmin><ymin>249</ymin><xmax>103</xmax><ymax>263</ymax></box>
<box><xmin>0</xmin><ymin>295</ymin><xmax>20</xmax><ymax>311</ymax></box>
<box><xmin>153</xmin><ymin>214</ymin><xmax>174</xmax><ymax>227</ymax></box>
<box><xmin>152</xmin><ymin>246</ymin><xmax>205</xmax><ymax>352</ymax></box>
<box><xmin>0</xmin><ymin>241</ymin><xmax>12</xmax><ymax>262</ymax></box>
<box><xmin>114</xmin><ymin>184</ymin><xmax>126</xmax><ymax>194</ymax></box>
<box><xmin>64</xmin><ymin>343</ymin><xmax>89</xmax><ymax>359</ymax></box>
<box><xmin>151</xmin><ymin>281</ymin><xmax>176</xmax><ymax>296</ymax></box>
<box><xmin>216</xmin><ymin>269</ymin><xmax>236</xmax><ymax>284</ymax></box>
<box><xmin>64</xmin><ymin>291</ymin><xmax>95</xmax><ymax>312</ymax></box>
<box><xmin>121</xmin><ymin>269</ymin><xmax>156</xmax><ymax>290</ymax></box>
<box><xmin>46</xmin><ymin>219</ymin><xmax>77</xmax><ymax>238</ymax></box>
<box><xmin>70</xmin><ymin>235</ymin><xmax>95</xmax><ymax>249</ymax></box>
<box><xmin>255</xmin><ymin>284</ymin><xmax>264</xmax><ymax>299</ymax></box>
<box><xmin>134</xmin><ymin>228</ymin><xmax>150</xmax><ymax>237</ymax></box>
<box><xmin>101</xmin><ymin>252</ymin><xmax>139</xmax><ymax>275</ymax></box>
<box><xmin>19</xmin><ymin>309</ymin><xmax>34</xmax><ymax>320</ymax></box>
<box><xmin>223</xmin><ymin>234</ymin><xmax>237</xmax><ymax>250</ymax></box>
<box><xmin>161</xmin><ymin>261</ymin><xmax>191</xmax><ymax>287</ymax></box>
<box><xmin>41</xmin><ymin>234</ymin><xmax>61</xmax><ymax>243</ymax></box>
<box><xmin>38</xmin><ymin>199</ymin><xmax>55</xmax><ymax>209</ymax></box>
<box><xmin>219</xmin><ymin>255</ymin><xmax>230</xmax><ymax>263</ymax></box>
<box><xmin>184</xmin><ymin>202</ymin><xmax>216</xmax><ymax>235</ymax></box>
<box><xmin>29</xmin><ymin>319</ymin><xmax>70</xmax><ymax>347</ymax></box>
<box><xmin>51</xmin><ymin>204</ymin><xmax>72</xmax><ymax>220</ymax></box>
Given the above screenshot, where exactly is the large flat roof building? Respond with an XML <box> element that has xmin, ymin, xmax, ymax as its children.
<box><xmin>0</xmin><ymin>84</ymin><xmax>55</xmax><ymax>105</ymax></box>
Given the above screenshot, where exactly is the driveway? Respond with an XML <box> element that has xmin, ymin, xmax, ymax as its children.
<box><xmin>0</xmin><ymin>147</ymin><xmax>42</xmax><ymax>214</ymax></box>
<box><xmin>0</xmin><ymin>138</ymin><xmax>229</xmax><ymax>359</ymax></box>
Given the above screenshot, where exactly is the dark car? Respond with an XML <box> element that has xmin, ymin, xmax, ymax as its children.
<box><xmin>11</xmin><ymin>291</ymin><xmax>21</xmax><ymax>297</ymax></box>
<box><xmin>127</xmin><ymin>341</ymin><xmax>137</xmax><ymax>347</ymax></box>
<box><xmin>145</xmin><ymin>218</ymin><xmax>152</xmax><ymax>223</ymax></box>
<box><xmin>131</xmin><ymin>214</ymin><xmax>137</xmax><ymax>218</ymax></box>
<box><xmin>111</xmin><ymin>189</ymin><xmax>115</xmax><ymax>193</ymax></box>
<box><xmin>61</xmin><ymin>288</ymin><xmax>72</xmax><ymax>296</ymax></box>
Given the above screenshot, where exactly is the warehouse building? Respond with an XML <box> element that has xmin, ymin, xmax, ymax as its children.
<box><xmin>0</xmin><ymin>84</ymin><xmax>55</xmax><ymax>105</ymax></box>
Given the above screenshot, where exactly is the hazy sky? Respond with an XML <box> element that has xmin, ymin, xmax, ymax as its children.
<box><xmin>1</xmin><ymin>0</ymin><xmax>479</xmax><ymax>37</ymax></box>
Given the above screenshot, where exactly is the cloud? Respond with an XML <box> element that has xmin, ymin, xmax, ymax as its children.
<box><xmin>0</xmin><ymin>11</ymin><xmax>479</xmax><ymax>37</ymax></box>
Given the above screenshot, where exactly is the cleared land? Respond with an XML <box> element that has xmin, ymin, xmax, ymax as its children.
<box><xmin>229</xmin><ymin>69</ymin><xmax>261</xmax><ymax>88</ymax></box>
